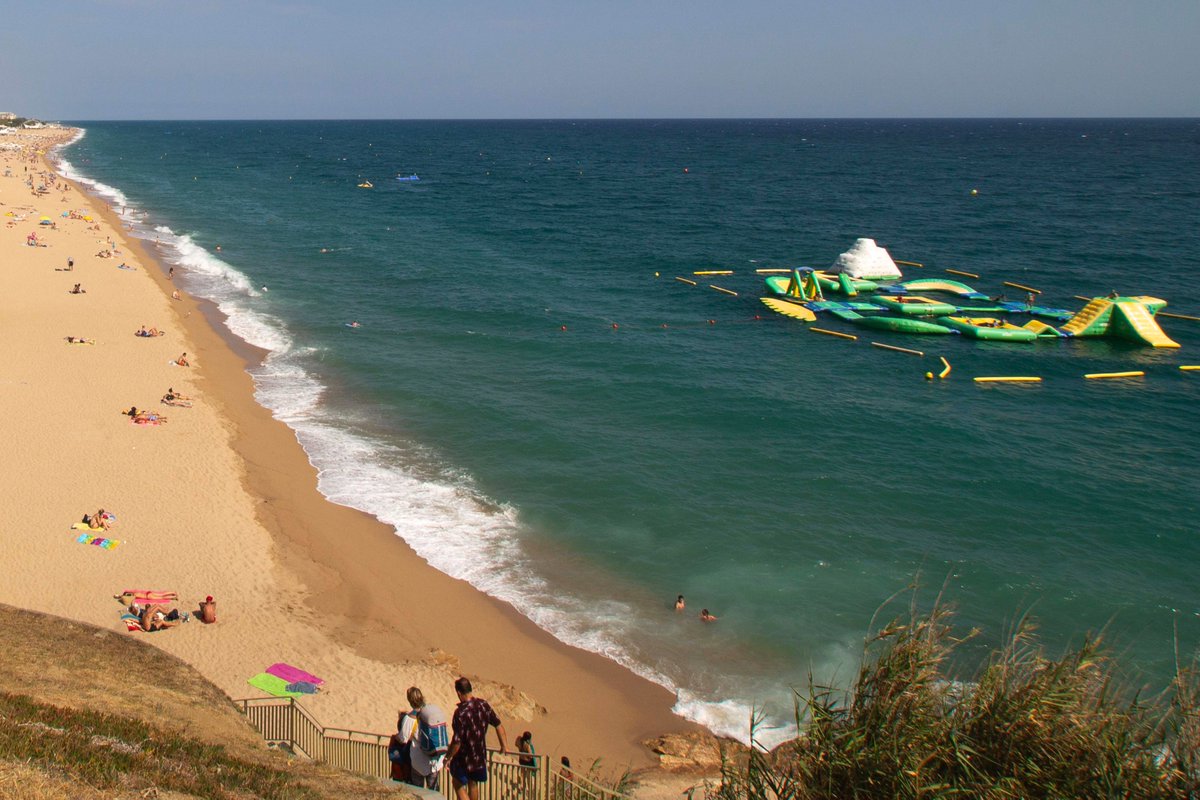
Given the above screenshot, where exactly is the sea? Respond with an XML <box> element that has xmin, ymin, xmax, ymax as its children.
<box><xmin>53</xmin><ymin>119</ymin><xmax>1200</xmax><ymax>745</ymax></box>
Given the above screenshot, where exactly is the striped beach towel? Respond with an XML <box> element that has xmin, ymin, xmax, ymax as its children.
<box><xmin>76</xmin><ymin>532</ymin><xmax>121</xmax><ymax>550</ymax></box>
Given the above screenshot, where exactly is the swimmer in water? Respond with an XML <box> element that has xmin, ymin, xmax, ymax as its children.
<box><xmin>700</xmin><ymin>609</ymin><xmax>717</xmax><ymax>622</ymax></box>
<box><xmin>674</xmin><ymin>595</ymin><xmax>685</xmax><ymax>611</ymax></box>
<box><xmin>348</xmin><ymin>321</ymin><xmax>361</xmax><ymax>328</ymax></box>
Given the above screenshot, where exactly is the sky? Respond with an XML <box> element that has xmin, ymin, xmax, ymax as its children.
<box><xmin>3</xmin><ymin>0</ymin><xmax>1198</xmax><ymax>120</ymax></box>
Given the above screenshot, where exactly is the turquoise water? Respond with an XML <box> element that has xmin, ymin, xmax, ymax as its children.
<box><xmin>57</xmin><ymin>120</ymin><xmax>1200</xmax><ymax>741</ymax></box>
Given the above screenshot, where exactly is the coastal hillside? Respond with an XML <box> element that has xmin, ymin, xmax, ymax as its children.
<box><xmin>0</xmin><ymin>603</ymin><xmax>410</xmax><ymax>799</ymax></box>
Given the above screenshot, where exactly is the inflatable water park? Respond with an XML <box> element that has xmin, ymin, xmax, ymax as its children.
<box><xmin>755</xmin><ymin>238</ymin><xmax>1182</xmax><ymax>349</ymax></box>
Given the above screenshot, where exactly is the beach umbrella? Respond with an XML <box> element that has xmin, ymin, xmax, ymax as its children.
<box><xmin>39</xmin><ymin>216</ymin><xmax>52</xmax><ymax>225</ymax></box>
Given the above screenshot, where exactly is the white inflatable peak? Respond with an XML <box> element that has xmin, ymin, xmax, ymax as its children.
<box><xmin>829</xmin><ymin>238</ymin><xmax>902</xmax><ymax>280</ymax></box>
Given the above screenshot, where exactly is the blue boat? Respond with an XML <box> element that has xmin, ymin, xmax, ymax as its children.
<box><xmin>397</xmin><ymin>174</ymin><xmax>420</xmax><ymax>182</ymax></box>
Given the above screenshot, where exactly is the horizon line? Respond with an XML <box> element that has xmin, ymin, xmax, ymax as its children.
<box><xmin>46</xmin><ymin>115</ymin><xmax>1200</xmax><ymax>124</ymax></box>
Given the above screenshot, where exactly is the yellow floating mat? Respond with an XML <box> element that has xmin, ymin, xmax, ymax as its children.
<box><xmin>760</xmin><ymin>297</ymin><xmax>816</xmax><ymax>322</ymax></box>
<box><xmin>1084</xmin><ymin>371</ymin><xmax>1145</xmax><ymax>380</ymax></box>
<box><xmin>1181</xmin><ymin>365</ymin><xmax>1200</xmax><ymax>371</ymax></box>
<box><xmin>974</xmin><ymin>376</ymin><xmax>1042</xmax><ymax>383</ymax></box>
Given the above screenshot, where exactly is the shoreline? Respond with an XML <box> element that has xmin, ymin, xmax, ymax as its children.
<box><xmin>1</xmin><ymin>127</ymin><xmax>698</xmax><ymax>771</ymax></box>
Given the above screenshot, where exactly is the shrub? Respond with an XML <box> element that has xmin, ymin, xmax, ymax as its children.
<box><xmin>709</xmin><ymin>592</ymin><xmax>1200</xmax><ymax>799</ymax></box>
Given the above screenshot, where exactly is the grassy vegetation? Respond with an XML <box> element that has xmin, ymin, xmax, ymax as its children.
<box><xmin>0</xmin><ymin>691</ymin><xmax>319</xmax><ymax>799</ymax></box>
<box><xmin>0</xmin><ymin>604</ymin><xmax>406</xmax><ymax>799</ymax></box>
<box><xmin>707</xmin><ymin>593</ymin><xmax>1200</xmax><ymax>799</ymax></box>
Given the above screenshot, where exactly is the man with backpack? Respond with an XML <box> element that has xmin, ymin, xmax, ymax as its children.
<box><xmin>404</xmin><ymin>686</ymin><xmax>449</xmax><ymax>790</ymax></box>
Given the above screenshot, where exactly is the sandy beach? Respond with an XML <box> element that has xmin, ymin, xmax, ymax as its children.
<box><xmin>0</xmin><ymin>127</ymin><xmax>696</xmax><ymax>773</ymax></box>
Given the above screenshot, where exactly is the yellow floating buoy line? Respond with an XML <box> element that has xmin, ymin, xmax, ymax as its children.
<box><xmin>939</xmin><ymin>357</ymin><xmax>952</xmax><ymax>379</ymax></box>
<box><xmin>1084</xmin><ymin>371</ymin><xmax>1145</xmax><ymax>380</ymax></box>
<box><xmin>871</xmin><ymin>342</ymin><xmax>925</xmax><ymax>356</ymax></box>
<box><xmin>1073</xmin><ymin>295</ymin><xmax>1092</xmax><ymax>302</ymax></box>
<box><xmin>1160</xmin><ymin>311</ymin><xmax>1200</xmax><ymax>322</ymax></box>
<box><xmin>1181</xmin><ymin>365</ymin><xmax>1200</xmax><ymax>371</ymax></box>
<box><xmin>674</xmin><ymin>276</ymin><xmax>698</xmax><ymax>286</ymax></box>
<box><xmin>1004</xmin><ymin>281</ymin><xmax>1041</xmax><ymax>294</ymax></box>
<box><xmin>974</xmin><ymin>376</ymin><xmax>1043</xmax><ymax>383</ymax></box>
<box><xmin>811</xmin><ymin>327</ymin><xmax>858</xmax><ymax>341</ymax></box>
<box><xmin>894</xmin><ymin>259</ymin><xmax>924</xmax><ymax>267</ymax></box>
<box><xmin>694</xmin><ymin>270</ymin><xmax>734</xmax><ymax>276</ymax></box>
<box><xmin>755</xmin><ymin>268</ymin><xmax>793</xmax><ymax>274</ymax></box>
<box><xmin>709</xmin><ymin>285</ymin><xmax>738</xmax><ymax>297</ymax></box>
<box><xmin>946</xmin><ymin>268</ymin><xmax>979</xmax><ymax>279</ymax></box>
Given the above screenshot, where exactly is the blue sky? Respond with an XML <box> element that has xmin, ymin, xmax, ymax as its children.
<box><xmin>4</xmin><ymin>0</ymin><xmax>1197</xmax><ymax>119</ymax></box>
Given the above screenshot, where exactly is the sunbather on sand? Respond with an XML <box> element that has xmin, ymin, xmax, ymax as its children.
<box><xmin>83</xmin><ymin>509</ymin><xmax>112</xmax><ymax>530</ymax></box>
<box><xmin>162</xmin><ymin>392</ymin><xmax>192</xmax><ymax>407</ymax></box>
<box><xmin>140</xmin><ymin>605</ymin><xmax>188</xmax><ymax>632</ymax></box>
<box><xmin>175</xmin><ymin>353</ymin><xmax>190</xmax><ymax>367</ymax></box>
<box><xmin>65</xmin><ymin>336</ymin><xmax>95</xmax><ymax>344</ymax></box>
<box><xmin>166</xmin><ymin>387</ymin><xmax>191</xmax><ymax>400</ymax></box>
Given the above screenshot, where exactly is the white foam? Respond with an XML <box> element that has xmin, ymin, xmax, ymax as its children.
<box><xmin>673</xmin><ymin>692</ymin><xmax>795</xmax><ymax>749</ymax></box>
<box><xmin>51</xmin><ymin>135</ymin><xmax>133</xmax><ymax>212</ymax></box>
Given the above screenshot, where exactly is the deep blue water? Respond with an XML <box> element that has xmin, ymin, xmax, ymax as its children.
<box><xmin>56</xmin><ymin>119</ymin><xmax>1200</xmax><ymax>741</ymax></box>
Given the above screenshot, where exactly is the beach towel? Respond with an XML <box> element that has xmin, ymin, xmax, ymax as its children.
<box><xmin>76</xmin><ymin>532</ymin><xmax>121</xmax><ymax>550</ymax></box>
<box><xmin>71</xmin><ymin>522</ymin><xmax>106</xmax><ymax>532</ymax></box>
<box><xmin>132</xmin><ymin>418</ymin><xmax>164</xmax><ymax>426</ymax></box>
<box><xmin>121</xmin><ymin>613</ymin><xmax>142</xmax><ymax>632</ymax></box>
<box><xmin>265</xmin><ymin>662</ymin><xmax>325</xmax><ymax>686</ymax></box>
<box><xmin>285</xmin><ymin>681</ymin><xmax>320</xmax><ymax>695</ymax></box>
<box><xmin>247</xmin><ymin>673</ymin><xmax>305</xmax><ymax>698</ymax></box>
<box><xmin>119</xmin><ymin>589</ymin><xmax>178</xmax><ymax>603</ymax></box>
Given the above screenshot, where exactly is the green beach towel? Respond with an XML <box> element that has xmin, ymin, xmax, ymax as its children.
<box><xmin>246</xmin><ymin>673</ymin><xmax>304</xmax><ymax>698</ymax></box>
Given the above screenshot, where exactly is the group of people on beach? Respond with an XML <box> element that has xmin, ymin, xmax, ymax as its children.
<box><xmin>389</xmin><ymin>676</ymin><xmax>548</xmax><ymax>800</ymax></box>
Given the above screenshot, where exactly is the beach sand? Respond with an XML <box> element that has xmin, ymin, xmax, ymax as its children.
<box><xmin>0</xmin><ymin>127</ymin><xmax>697</xmax><ymax>775</ymax></box>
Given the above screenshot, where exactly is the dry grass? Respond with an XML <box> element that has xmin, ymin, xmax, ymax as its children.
<box><xmin>0</xmin><ymin>603</ymin><xmax>410</xmax><ymax>799</ymax></box>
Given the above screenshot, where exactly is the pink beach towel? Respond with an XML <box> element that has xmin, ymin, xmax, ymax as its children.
<box><xmin>265</xmin><ymin>663</ymin><xmax>324</xmax><ymax>686</ymax></box>
<box><xmin>120</xmin><ymin>589</ymin><xmax>178</xmax><ymax>601</ymax></box>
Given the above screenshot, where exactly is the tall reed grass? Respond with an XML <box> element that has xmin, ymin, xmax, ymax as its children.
<box><xmin>708</xmin><ymin>592</ymin><xmax>1200</xmax><ymax>799</ymax></box>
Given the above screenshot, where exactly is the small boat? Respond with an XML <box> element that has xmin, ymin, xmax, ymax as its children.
<box><xmin>396</xmin><ymin>174</ymin><xmax>420</xmax><ymax>182</ymax></box>
<box><xmin>870</xmin><ymin>295</ymin><xmax>958</xmax><ymax>317</ymax></box>
<box><xmin>939</xmin><ymin>316</ymin><xmax>1041</xmax><ymax>342</ymax></box>
<box><xmin>357</xmin><ymin>180</ymin><xmax>374</xmax><ymax>189</ymax></box>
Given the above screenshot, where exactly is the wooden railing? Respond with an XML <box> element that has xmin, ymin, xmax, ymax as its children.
<box><xmin>236</xmin><ymin>696</ymin><xmax>629</xmax><ymax>798</ymax></box>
